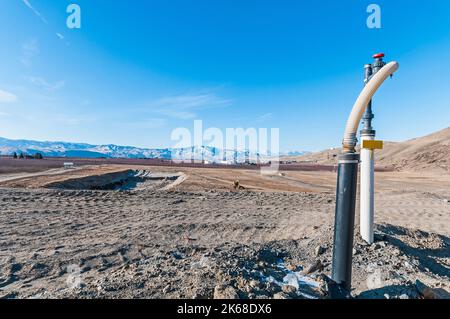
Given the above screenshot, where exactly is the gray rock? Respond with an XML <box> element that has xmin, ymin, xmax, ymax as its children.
<box><xmin>315</xmin><ymin>245</ymin><xmax>325</xmax><ymax>256</ymax></box>
<box><xmin>372</xmin><ymin>243</ymin><xmax>382</xmax><ymax>250</ymax></box>
<box><xmin>273</xmin><ymin>292</ymin><xmax>290</xmax><ymax>299</ymax></box>
<box><xmin>163</xmin><ymin>284</ymin><xmax>171</xmax><ymax>294</ymax></box>
<box><xmin>302</xmin><ymin>260</ymin><xmax>323</xmax><ymax>275</ymax></box>
<box><xmin>249</xmin><ymin>280</ymin><xmax>260</xmax><ymax>288</ymax></box>
<box><xmin>213</xmin><ymin>285</ymin><xmax>239</xmax><ymax>299</ymax></box>
<box><xmin>282</xmin><ymin>285</ymin><xmax>297</xmax><ymax>295</ymax></box>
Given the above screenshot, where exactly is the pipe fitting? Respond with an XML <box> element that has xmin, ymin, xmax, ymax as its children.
<box><xmin>342</xmin><ymin>61</ymin><xmax>399</xmax><ymax>153</ymax></box>
<box><xmin>342</xmin><ymin>133</ymin><xmax>358</xmax><ymax>153</ymax></box>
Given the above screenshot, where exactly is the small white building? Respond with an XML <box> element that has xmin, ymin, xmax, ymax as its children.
<box><xmin>63</xmin><ymin>162</ymin><xmax>75</xmax><ymax>169</ymax></box>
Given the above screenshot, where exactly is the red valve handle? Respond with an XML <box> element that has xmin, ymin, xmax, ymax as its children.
<box><xmin>373</xmin><ymin>53</ymin><xmax>385</xmax><ymax>59</ymax></box>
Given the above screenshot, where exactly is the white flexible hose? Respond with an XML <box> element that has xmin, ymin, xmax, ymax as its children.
<box><xmin>343</xmin><ymin>61</ymin><xmax>399</xmax><ymax>152</ymax></box>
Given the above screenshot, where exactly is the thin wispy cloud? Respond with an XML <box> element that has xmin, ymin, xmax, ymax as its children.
<box><xmin>0</xmin><ymin>89</ymin><xmax>18</xmax><ymax>103</ymax></box>
<box><xmin>21</xmin><ymin>1</ymin><xmax>66</xmax><ymax>42</ymax></box>
<box><xmin>21</xmin><ymin>0</ymin><xmax>48</xmax><ymax>24</ymax></box>
<box><xmin>150</xmin><ymin>93</ymin><xmax>232</xmax><ymax>120</ymax></box>
<box><xmin>24</xmin><ymin>76</ymin><xmax>65</xmax><ymax>92</ymax></box>
<box><xmin>20</xmin><ymin>39</ymin><xmax>40</xmax><ymax>67</ymax></box>
<box><xmin>256</xmin><ymin>112</ymin><xmax>273</xmax><ymax>122</ymax></box>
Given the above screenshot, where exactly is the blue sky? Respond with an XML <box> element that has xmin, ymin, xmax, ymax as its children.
<box><xmin>0</xmin><ymin>0</ymin><xmax>449</xmax><ymax>151</ymax></box>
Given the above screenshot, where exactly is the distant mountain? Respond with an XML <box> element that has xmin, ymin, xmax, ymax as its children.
<box><xmin>376</xmin><ymin>126</ymin><xmax>450</xmax><ymax>171</ymax></box>
<box><xmin>282</xmin><ymin>126</ymin><xmax>450</xmax><ymax>171</ymax></box>
<box><xmin>0</xmin><ymin>137</ymin><xmax>307</xmax><ymax>162</ymax></box>
<box><xmin>0</xmin><ymin>137</ymin><xmax>172</xmax><ymax>159</ymax></box>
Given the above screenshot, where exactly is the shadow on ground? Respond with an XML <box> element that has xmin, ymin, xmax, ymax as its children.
<box><xmin>377</xmin><ymin>224</ymin><xmax>450</xmax><ymax>279</ymax></box>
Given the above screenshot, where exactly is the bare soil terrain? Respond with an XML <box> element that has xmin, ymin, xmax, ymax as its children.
<box><xmin>0</xmin><ymin>162</ymin><xmax>449</xmax><ymax>299</ymax></box>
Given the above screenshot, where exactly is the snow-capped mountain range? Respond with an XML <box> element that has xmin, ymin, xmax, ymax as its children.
<box><xmin>0</xmin><ymin>137</ymin><xmax>308</xmax><ymax>161</ymax></box>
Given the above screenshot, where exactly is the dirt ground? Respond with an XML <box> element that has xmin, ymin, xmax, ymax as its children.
<box><xmin>0</xmin><ymin>164</ymin><xmax>449</xmax><ymax>299</ymax></box>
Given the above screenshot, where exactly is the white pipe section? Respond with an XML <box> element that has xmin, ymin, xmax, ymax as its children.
<box><xmin>360</xmin><ymin>133</ymin><xmax>375</xmax><ymax>244</ymax></box>
<box><xmin>342</xmin><ymin>61</ymin><xmax>399</xmax><ymax>152</ymax></box>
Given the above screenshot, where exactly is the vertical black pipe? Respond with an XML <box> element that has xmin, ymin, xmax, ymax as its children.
<box><xmin>331</xmin><ymin>152</ymin><xmax>360</xmax><ymax>292</ymax></box>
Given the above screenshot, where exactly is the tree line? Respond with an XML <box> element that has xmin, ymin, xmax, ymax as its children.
<box><xmin>12</xmin><ymin>152</ymin><xmax>44</xmax><ymax>160</ymax></box>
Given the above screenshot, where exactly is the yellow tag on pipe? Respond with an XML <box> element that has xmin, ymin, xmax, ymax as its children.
<box><xmin>362</xmin><ymin>140</ymin><xmax>384</xmax><ymax>150</ymax></box>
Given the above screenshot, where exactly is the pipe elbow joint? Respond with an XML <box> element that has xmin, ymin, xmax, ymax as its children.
<box><xmin>341</xmin><ymin>61</ymin><xmax>399</xmax><ymax>155</ymax></box>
